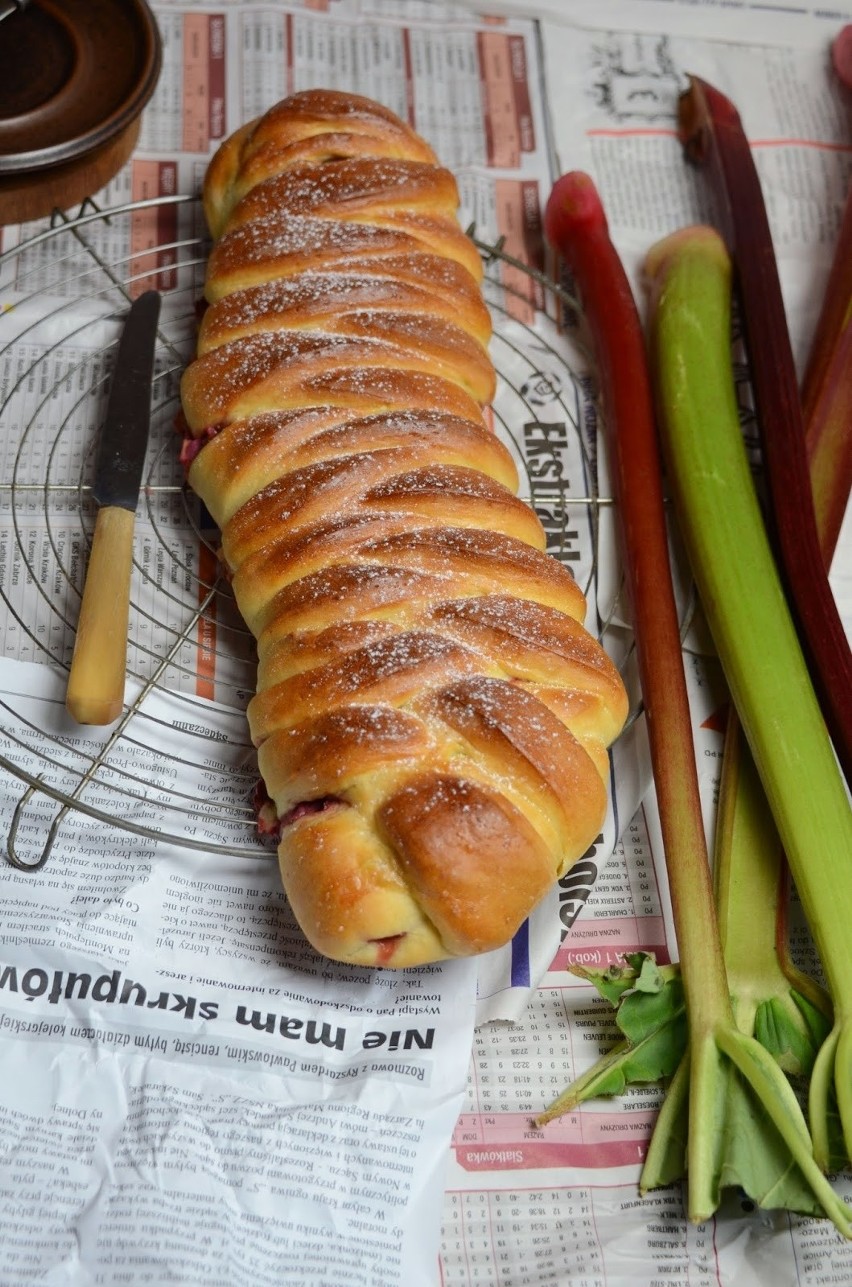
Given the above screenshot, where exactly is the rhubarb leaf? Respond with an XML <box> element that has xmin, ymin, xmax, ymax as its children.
<box><xmin>642</xmin><ymin>1029</ymin><xmax>852</xmax><ymax>1228</ymax></box>
<box><xmin>535</xmin><ymin>958</ymin><xmax>686</xmax><ymax>1126</ymax></box>
<box><xmin>575</xmin><ymin>950</ymin><xmax>672</xmax><ymax>1005</ymax></box>
<box><xmin>752</xmin><ymin>994</ymin><xmax>831</xmax><ymax>1076</ymax></box>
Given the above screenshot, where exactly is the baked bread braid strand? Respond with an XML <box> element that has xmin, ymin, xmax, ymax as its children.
<box><xmin>181</xmin><ymin>89</ymin><xmax>628</xmax><ymax>968</ymax></box>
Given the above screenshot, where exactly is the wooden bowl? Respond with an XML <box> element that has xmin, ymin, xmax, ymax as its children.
<box><xmin>0</xmin><ymin>0</ymin><xmax>161</xmax><ymax>223</ymax></box>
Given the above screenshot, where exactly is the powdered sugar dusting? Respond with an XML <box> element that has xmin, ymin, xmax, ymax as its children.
<box><xmin>182</xmin><ymin>90</ymin><xmax>626</xmax><ymax>964</ymax></box>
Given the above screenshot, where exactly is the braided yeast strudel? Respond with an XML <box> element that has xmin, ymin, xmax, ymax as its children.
<box><xmin>181</xmin><ymin>90</ymin><xmax>628</xmax><ymax>968</ymax></box>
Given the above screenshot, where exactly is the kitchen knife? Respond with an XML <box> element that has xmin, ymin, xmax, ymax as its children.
<box><xmin>66</xmin><ymin>289</ymin><xmax>161</xmax><ymax>726</ymax></box>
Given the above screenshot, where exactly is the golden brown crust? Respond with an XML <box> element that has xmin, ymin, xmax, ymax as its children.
<box><xmin>204</xmin><ymin>90</ymin><xmax>438</xmax><ymax>238</ymax></box>
<box><xmin>278</xmin><ymin>807</ymin><xmax>446</xmax><ymax>968</ymax></box>
<box><xmin>183</xmin><ymin>89</ymin><xmax>628</xmax><ymax>968</ymax></box>
<box><xmin>225</xmin><ymin>159</ymin><xmax>461</xmax><ymax>228</ymax></box>
<box><xmin>197</xmin><ymin>270</ymin><xmax>493</xmax><ymax>355</ymax></box>
<box><xmin>181</xmin><ymin>330</ymin><xmax>495</xmax><ymax>430</ymax></box>
<box><xmin>222</xmin><ymin>457</ymin><xmax>544</xmax><ymax>581</ymax></box>
<box><xmin>203</xmin><ymin>210</ymin><xmax>484</xmax><ymax>303</ymax></box>
<box><xmin>378</xmin><ymin>773</ymin><xmax>555</xmax><ymax>958</ymax></box>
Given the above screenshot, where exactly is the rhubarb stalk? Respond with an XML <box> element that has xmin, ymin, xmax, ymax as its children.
<box><xmin>833</xmin><ymin>24</ymin><xmax>852</xmax><ymax>98</ymax></box>
<box><xmin>802</xmin><ymin>176</ymin><xmax>852</xmax><ymax>561</ymax></box>
<box><xmin>646</xmin><ymin>223</ymin><xmax>852</xmax><ymax>1179</ymax></box>
<box><xmin>717</xmin><ymin>138</ymin><xmax>852</xmax><ymax>1073</ymax></box>
<box><xmin>713</xmin><ymin>716</ymin><xmax>832</xmax><ymax>1076</ymax></box>
<box><xmin>678</xmin><ymin>76</ymin><xmax>852</xmax><ymax>783</ymax></box>
<box><xmin>717</xmin><ymin>26</ymin><xmax>852</xmax><ymax>1097</ymax></box>
<box><xmin>541</xmin><ymin>173</ymin><xmax>852</xmax><ymax>1233</ymax></box>
<box><xmin>802</xmin><ymin>25</ymin><xmax>852</xmax><ymax>562</ymax></box>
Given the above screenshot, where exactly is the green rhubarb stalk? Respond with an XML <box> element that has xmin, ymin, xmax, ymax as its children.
<box><xmin>714</xmin><ymin>714</ymin><xmax>832</xmax><ymax>1076</ymax></box>
<box><xmin>646</xmin><ymin>223</ymin><xmax>852</xmax><ymax>1177</ymax></box>
<box><xmin>541</xmin><ymin>172</ymin><xmax>852</xmax><ymax>1235</ymax></box>
<box><xmin>717</xmin><ymin>209</ymin><xmax>852</xmax><ymax>1071</ymax></box>
<box><xmin>719</xmin><ymin>43</ymin><xmax>852</xmax><ymax>1093</ymax></box>
<box><xmin>678</xmin><ymin>76</ymin><xmax>852</xmax><ymax>783</ymax></box>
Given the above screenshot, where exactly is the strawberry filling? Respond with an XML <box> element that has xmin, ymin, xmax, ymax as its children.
<box><xmin>279</xmin><ymin>797</ymin><xmax>345</xmax><ymax>827</ymax></box>
<box><xmin>251</xmin><ymin>781</ymin><xmax>408</xmax><ymax>963</ymax></box>
<box><xmin>368</xmin><ymin>933</ymin><xmax>408</xmax><ymax>966</ymax></box>
<box><xmin>252</xmin><ymin>779</ymin><xmax>346</xmax><ymax>841</ymax></box>
<box><xmin>177</xmin><ymin>420</ymin><xmax>226</xmax><ymax>470</ymax></box>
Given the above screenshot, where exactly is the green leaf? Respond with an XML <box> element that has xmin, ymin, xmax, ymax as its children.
<box><xmin>572</xmin><ymin>953</ymin><xmax>679</xmax><ymax>1006</ymax></box>
<box><xmin>643</xmin><ymin>1027</ymin><xmax>852</xmax><ymax>1232</ymax></box>
<box><xmin>627</xmin><ymin>952</ymin><xmax>670</xmax><ymax>993</ymax></box>
<box><xmin>535</xmin><ymin>962</ymin><xmax>687</xmax><ymax>1126</ymax></box>
<box><xmin>617</xmin><ymin>972</ymin><xmax>685</xmax><ymax>1047</ymax></box>
<box><xmin>752</xmin><ymin>993</ymin><xmax>832</xmax><ymax>1076</ymax></box>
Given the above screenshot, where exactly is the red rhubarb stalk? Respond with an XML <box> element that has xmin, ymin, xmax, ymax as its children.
<box><xmin>801</xmin><ymin>179</ymin><xmax>852</xmax><ymax>563</ymax></box>
<box><xmin>803</xmin><ymin>26</ymin><xmax>852</xmax><ymax>562</ymax></box>
<box><xmin>679</xmin><ymin>76</ymin><xmax>852</xmax><ymax>782</ymax></box>
<box><xmin>543</xmin><ymin>174</ymin><xmax>852</xmax><ymax>1231</ymax></box>
<box><xmin>543</xmin><ymin>173</ymin><xmax>727</xmax><ymax>1042</ymax></box>
<box><xmin>833</xmin><ymin>24</ymin><xmax>852</xmax><ymax>96</ymax></box>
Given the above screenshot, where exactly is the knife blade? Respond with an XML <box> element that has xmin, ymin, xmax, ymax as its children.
<box><xmin>66</xmin><ymin>289</ymin><xmax>161</xmax><ymax>725</ymax></box>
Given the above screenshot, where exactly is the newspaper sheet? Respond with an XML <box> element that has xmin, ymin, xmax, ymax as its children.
<box><xmin>0</xmin><ymin>661</ymin><xmax>479</xmax><ymax>1286</ymax></box>
<box><xmin>0</xmin><ymin>0</ymin><xmax>849</xmax><ymax>1284</ymax></box>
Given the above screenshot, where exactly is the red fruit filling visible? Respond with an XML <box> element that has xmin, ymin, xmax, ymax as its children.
<box><xmin>178</xmin><ymin>421</ymin><xmax>226</xmax><ymax>470</ymax></box>
<box><xmin>369</xmin><ymin>933</ymin><xmax>408</xmax><ymax>966</ymax></box>
<box><xmin>279</xmin><ymin>797</ymin><xmax>346</xmax><ymax>827</ymax></box>
<box><xmin>251</xmin><ymin>779</ymin><xmax>346</xmax><ymax>841</ymax></box>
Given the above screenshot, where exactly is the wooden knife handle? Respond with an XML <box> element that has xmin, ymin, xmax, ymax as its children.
<box><xmin>66</xmin><ymin>506</ymin><xmax>135</xmax><ymax>726</ymax></box>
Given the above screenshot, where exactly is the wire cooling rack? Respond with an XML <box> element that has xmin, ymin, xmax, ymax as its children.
<box><xmin>0</xmin><ymin>194</ymin><xmax>617</xmax><ymax>872</ymax></box>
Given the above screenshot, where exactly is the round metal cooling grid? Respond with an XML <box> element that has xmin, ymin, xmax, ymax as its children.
<box><xmin>0</xmin><ymin>198</ymin><xmax>261</xmax><ymax>866</ymax></box>
<box><xmin>0</xmin><ymin>194</ymin><xmax>615</xmax><ymax>871</ymax></box>
<box><xmin>478</xmin><ymin>272</ymin><xmax>599</xmax><ymax>603</ymax></box>
<box><xmin>5</xmin><ymin>207</ymin><xmax>260</xmax><ymax>710</ymax></box>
